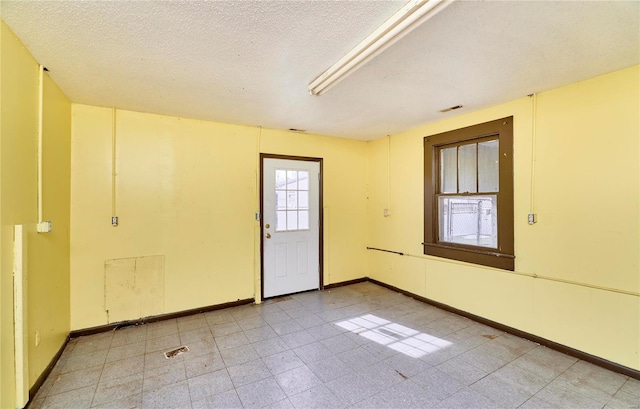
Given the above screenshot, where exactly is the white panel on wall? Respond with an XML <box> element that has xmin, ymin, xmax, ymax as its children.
<box><xmin>105</xmin><ymin>255</ymin><xmax>164</xmax><ymax>323</ymax></box>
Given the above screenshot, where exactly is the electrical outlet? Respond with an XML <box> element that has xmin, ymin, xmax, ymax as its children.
<box><xmin>35</xmin><ymin>330</ymin><xmax>40</xmax><ymax>347</ymax></box>
<box><xmin>383</xmin><ymin>209</ymin><xmax>390</xmax><ymax>217</ymax></box>
<box><xmin>111</xmin><ymin>216</ymin><xmax>118</xmax><ymax>226</ymax></box>
<box><xmin>528</xmin><ymin>214</ymin><xmax>537</xmax><ymax>225</ymax></box>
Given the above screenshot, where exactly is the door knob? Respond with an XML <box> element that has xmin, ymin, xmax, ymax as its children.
<box><xmin>265</xmin><ymin>233</ymin><xmax>271</xmax><ymax>239</ymax></box>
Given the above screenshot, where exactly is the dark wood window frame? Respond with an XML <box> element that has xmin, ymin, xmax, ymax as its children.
<box><xmin>423</xmin><ymin>117</ymin><xmax>514</xmax><ymax>270</ymax></box>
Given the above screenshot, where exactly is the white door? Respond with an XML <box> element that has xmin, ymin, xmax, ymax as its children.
<box><xmin>263</xmin><ymin>158</ymin><xmax>320</xmax><ymax>298</ymax></box>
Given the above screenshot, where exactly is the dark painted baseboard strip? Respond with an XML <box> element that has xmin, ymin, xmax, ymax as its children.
<box><xmin>323</xmin><ymin>277</ymin><xmax>369</xmax><ymax>289</ymax></box>
<box><xmin>69</xmin><ymin>297</ymin><xmax>254</xmax><ymax>339</ymax></box>
<box><xmin>26</xmin><ymin>335</ymin><xmax>70</xmax><ymax>408</ymax></box>
<box><xmin>367</xmin><ymin>277</ymin><xmax>640</xmax><ymax>380</ymax></box>
<box><xmin>23</xmin><ymin>276</ymin><xmax>639</xmax><ymax>409</ymax></box>
<box><xmin>26</xmin><ymin>297</ymin><xmax>253</xmax><ymax>408</ymax></box>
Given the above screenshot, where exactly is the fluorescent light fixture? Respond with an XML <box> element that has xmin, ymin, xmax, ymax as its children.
<box><xmin>308</xmin><ymin>0</ymin><xmax>453</xmax><ymax>96</ymax></box>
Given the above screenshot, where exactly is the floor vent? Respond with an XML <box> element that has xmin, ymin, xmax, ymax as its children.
<box><xmin>164</xmin><ymin>346</ymin><xmax>189</xmax><ymax>359</ymax></box>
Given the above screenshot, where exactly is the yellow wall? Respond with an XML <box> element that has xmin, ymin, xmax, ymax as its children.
<box><xmin>70</xmin><ymin>106</ymin><xmax>368</xmax><ymax>330</ymax></box>
<box><xmin>28</xmin><ymin>74</ymin><xmax>72</xmax><ymax>387</ymax></box>
<box><xmin>260</xmin><ymin>128</ymin><xmax>369</xmax><ymax>287</ymax></box>
<box><xmin>3</xmin><ymin>21</ymin><xmax>637</xmax><ymax>409</ymax></box>
<box><xmin>367</xmin><ymin>65</ymin><xmax>640</xmax><ymax>370</ymax></box>
<box><xmin>71</xmin><ymin>66</ymin><xmax>638</xmax><ymax>370</ymax></box>
<box><xmin>0</xmin><ymin>21</ymin><xmax>71</xmax><ymax>407</ymax></box>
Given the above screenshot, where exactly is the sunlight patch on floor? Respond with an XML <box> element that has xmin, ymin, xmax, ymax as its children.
<box><xmin>335</xmin><ymin>314</ymin><xmax>451</xmax><ymax>358</ymax></box>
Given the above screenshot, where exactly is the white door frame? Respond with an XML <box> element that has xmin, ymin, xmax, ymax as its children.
<box><xmin>260</xmin><ymin>154</ymin><xmax>323</xmax><ymax>300</ymax></box>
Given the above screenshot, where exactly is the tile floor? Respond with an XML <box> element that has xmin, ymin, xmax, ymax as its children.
<box><xmin>31</xmin><ymin>282</ymin><xmax>639</xmax><ymax>409</ymax></box>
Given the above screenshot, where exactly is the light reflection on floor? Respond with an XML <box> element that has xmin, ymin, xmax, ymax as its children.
<box><xmin>335</xmin><ymin>314</ymin><xmax>452</xmax><ymax>358</ymax></box>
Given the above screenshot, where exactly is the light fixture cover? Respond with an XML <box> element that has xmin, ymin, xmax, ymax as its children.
<box><xmin>308</xmin><ymin>0</ymin><xmax>452</xmax><ymax>96</ymax></box>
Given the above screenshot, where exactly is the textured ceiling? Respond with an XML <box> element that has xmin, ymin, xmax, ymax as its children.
<box><xmin>2</xmin><ymin>1</ymin><xmax>639</xmax><ymax>140</ymax></box>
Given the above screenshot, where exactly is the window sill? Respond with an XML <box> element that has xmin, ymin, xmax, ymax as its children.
<box><xmin>423</xmin><ymin>242</ymin><xmax>514</xmax><ymax>271</ymax></box>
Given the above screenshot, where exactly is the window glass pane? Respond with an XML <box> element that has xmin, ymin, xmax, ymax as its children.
<box><xmin>287</xmin><ymin>211</ymin><xmax>298</xmax><ymax>230</ymax></box>
<box><xmin>287</xmin><ymin>171</ymin><xmax>298</xmax><ymax>190</ymax></box>
<box><xmin>287</xmin><ymin>191</ymin><xmax>297</xmax><ymax>209</ymax></box>
<box><xmin>298</xmin><ymin>211</ymin><xmax>309</xmax><ymax>230</ymax></box>
<box><xmin>298</xmin><ymin>191</ymin><xmax>309</xmax><ymax>209</ymax></box>
<box><xmin>275</xmin><ymin>170</ymin><xmax>287</xmax><ymax>190</ymax></box>
<box><xmin>478</xmin><ymin>140</ymin><xmax>499</xmax><ymax>192</ymax></box>
<box><xmin>276</xmin><ymin>191</ymin><xmax>286</xmax><ymax>210</ymax></box>
<box><xmin>298</xmin><ymin>171</ymin><xmax>309</xmax><ymax>190</ymax></box>
<box><xmin>440</xmin><ymin>148</ymin><xmax>457</xmax><ymax>193</ymax></box>
<box><xmin>276</xmin><ymin>211</ymin><xmax>287</xmax><ymax>231</ymax></box>
<box><xmin>438</xmin><ymin>195</ymin><xmax>497</xmax><ymax>248</ymax></box>
<box><xmin>458</xmin><ymin>144</ymin><xmax>477</xmax><ymax>193</ymax></box>
<box><xmin>274</xmin><ymin>168</ymin><xmax>313</xmax><ymax>231</ymax></box>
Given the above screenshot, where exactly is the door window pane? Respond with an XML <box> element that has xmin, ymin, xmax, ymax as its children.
<box><xmin>298</xmin><ymin>171</ymin><xmax>309</xmax><ymax>190</ymax></box>
<box><xmin>276</xmin><ymin>191</ymin><xmax>286</xmax><ymax>210</ymax></box>
<box><xmin>276</xmin><ymin>211</ymin><xmax>287</xmax><ymax>232</ymax></box>
<box><xmin>440</xmin><ymin>148</ymin><xmax>457</xmax><ymax>193</ymax></box>
<box><xmin>298</xmin><ymin>211</ymin><xmax>309</xmax><ymax>230</ymax></box>
<box><xmin>276</xmin><ymin>170</ymin><xmax>287</xmax><ymax>189</ymax></box>
<box><xmin>298</xmin><ymin>191</ymin><xmax>309</xmax><ymax>209</ymax></box>
<box><xmin>438</xmin><ymin>195</ymin><xmax>497</xmax><ymax>248</ymax></box>
<box><xmin>458</xmin><ymin>144</ymin><xmax>477</xmax><ymax>193</ymax></box>
<box><xmin>274</xmin><ymin>168</ymin><xmax>312</xmax><ymax>232</ymax></box>
<box><xmin>287</xmin><ymin>191</ymin><xmax>297</xmax><ymax>209</ymax></box>
<box><xmin>287</xmin><ymin>171</ymin><xmax>298</xmax><ymax>190</ymax></box>
<box><xmin>287</xmin><ymin>211</ymin><xmax>298</xmax><ymax>230</ymax></box>
<box><xmin>478</xmin><ymin>140</ymin><xmax>499</xmax><ymax>192</ymax></box>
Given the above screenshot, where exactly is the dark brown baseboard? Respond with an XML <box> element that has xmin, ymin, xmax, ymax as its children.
<box><xmin>70</xmin><ymin>297</ymin><xmax>254</xmax><ymax>339</ymax></box>
<box><xmin>26</xmin><ymin>297</ymin><xmax>254</xmax><ymax>408</ymax></box>
<box><xmin>26</xmin><ymin>335</ymin><xmax>70</xmax><ymax>408</ymax></box>
<box><xmin>367</xmin><ymin>277</ymin><xmax>640</xmax><ymax>380</ymax></box>
<box><xmin>324</xmin><ymin>277</ymin><xmax>369</xmax><ymax>289</ymax></box>
<box><xmin>23</xmin><ymin>276</ymin><xmax>639</xmax><ymax>409</ymax></box>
